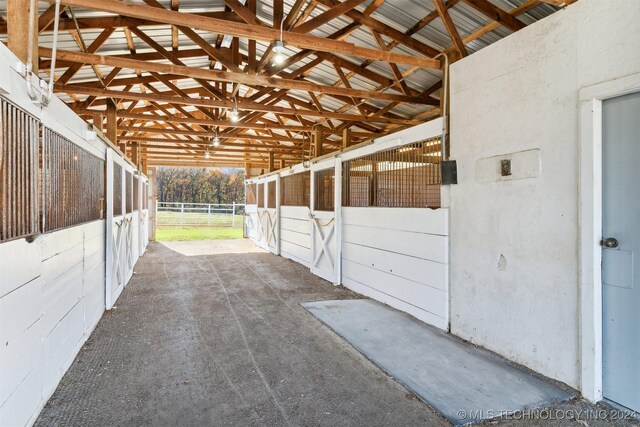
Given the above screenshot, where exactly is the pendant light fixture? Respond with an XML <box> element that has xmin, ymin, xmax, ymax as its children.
<box><xmin>272</xmin><ymin>17</ymin><xmax>287</xmax><ymax>66</ymax></box>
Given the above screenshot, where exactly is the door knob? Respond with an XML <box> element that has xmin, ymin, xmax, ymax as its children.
<box><xmin>601</xmin><ymin>237</ymin><xmax>619</xmax><ymax>248</ymax></box>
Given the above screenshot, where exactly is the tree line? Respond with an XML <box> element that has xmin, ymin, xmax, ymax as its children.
<box><xmin>156</xmin><ymin>167</ymin><xmax>245</xmax><ymax>204</ymax></box>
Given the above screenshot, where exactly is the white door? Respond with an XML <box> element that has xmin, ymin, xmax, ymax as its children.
<box><xmin>123</xmin><ymin>167</ymin><xmax>135</xmax><ymax>284</ymax></box>
<box><xmin>310</xmin><ymin>160</ymin><xmax>341</xmax><ymax>284</ymax></box>
<box><xmin>265</xmin><ymin>176</ymin><xmax>280</xmax><ymax>255</ymax></box>
<box><xmin>602</xmin><ymin>91</ymin><xmax>640</xmax><ymax>412</ymax></box>
<box><xmin>106</xmin><ymin>151</ymin><xmax>126</xmax><ymax>309</ymax></box>
<box><xmin>256</xmin><ymin>180</ymin><xmax>268</xmax><ymax>249</ymax></box>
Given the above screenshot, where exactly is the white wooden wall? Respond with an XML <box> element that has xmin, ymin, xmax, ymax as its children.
<box><xmin>280</xmin><ymin>206</ymin><xmax>312</xmax><ymax>267</ymax></box>
<box><xmin>0</xmin><ymin>222</ymin><xmax>106</xmax><ymax>426</ymax></box>
<box><xmin>245</xmin><ymin>119</ymin><xmax>449</xmax><ymax>330</ymax></box>
<box><xmin>0</xmin><ymin>42</ymin><xmax>148</xmax><ymax>426</ymax></box>
<box><xmin>245</xmin><ymin>203</ymin><xmax>259</xmax><ymax>242</ymax></box>
<box><xmin>341</xmin><ymin>208</ymin><xmax>449</xmax><ymax>330</ymax></box>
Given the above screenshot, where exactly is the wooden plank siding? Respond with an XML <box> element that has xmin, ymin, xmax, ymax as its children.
<box><xmin>341</xmin><ymin>207</ymin><xmax>449</xmax><ymax>330</ymax></box>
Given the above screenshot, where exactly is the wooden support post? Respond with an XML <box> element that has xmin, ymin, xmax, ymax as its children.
<box><xmin>313</xmin><ymin>127</ymin><xmax>324</xmax><ymax>158</ymax></box>
<box><xmin>106</xmin><ymin>100</ymin><xmax>121</xmax><ymax>152</ymax></box>
<box><xmin>245</xmin><ymin>162</ymin><xmax>251</xmax><ymax>179</ymax></box>
<box><xmin>279</xmin><ymin>159</ymin><xmax>286</xmax><ymax>170</ymax></box>
<box><xmin>268</xmin><ymin>152</ymin><xmax>275</xmax><ymax>172</ymax></box>
<box><xmin>7</xmin><ymin>0</ymin><xmax>38</xmax><ymax>71</ymax></box>
<box><xmin>92</xmin><ymin>112</ymin><xmax>104</xmax><ymax>133</ymax></box>
<box><xmin>131</xmin><ymin>142</ymin><xmax>140</xmax><ymax>169</ymax></box>
<box><xmin>342</xmin><ymin>128</ymin><xmax>352</xmax><ymax>149</ymax></box>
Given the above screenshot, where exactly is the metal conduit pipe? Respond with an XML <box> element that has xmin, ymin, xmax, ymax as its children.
<box><xmin>25</xmin><ymin>0</ymin><xmax>38</xmax><ymax>101</ymax></box>
<box><xmin>433</xmin><ymin>52</ymin><xmax>449</xmax><ymax>161</ymax></box>
<box><xmin>43</xmin><ymin>0</ymin><xmax>62</xmax><ymax>106</ymax></box>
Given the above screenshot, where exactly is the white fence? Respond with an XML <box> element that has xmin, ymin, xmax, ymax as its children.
<box><xmin>157</xmin><ymin>202</ymin><xmax>245</xmax><ymax>228</ymax></box>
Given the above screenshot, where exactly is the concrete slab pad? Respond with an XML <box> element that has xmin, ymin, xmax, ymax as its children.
<box><xmin>302</xmin><ymin>299</ymin><xmax>574</xmax><ymax>426</ymax></box>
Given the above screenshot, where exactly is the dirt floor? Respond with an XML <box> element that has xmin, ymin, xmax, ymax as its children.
<box><xmin>36</xmin><ymin>241</ymin><xmax>639</xmax><ymax>427</ymax></box>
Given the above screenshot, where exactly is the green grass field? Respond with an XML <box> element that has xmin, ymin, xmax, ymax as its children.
<box><xmin>156</xmin><ymin>226</ymin><xmax>243</xmax><ymax>241</ymax></box>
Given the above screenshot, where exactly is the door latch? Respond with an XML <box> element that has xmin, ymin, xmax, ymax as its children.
<box><xmin>601</xmin><ymin>237</ymin><xmax>619</xmax><ymax>248</ymax></box>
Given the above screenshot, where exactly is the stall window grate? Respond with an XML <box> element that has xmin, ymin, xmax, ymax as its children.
<box><xmin>113</xmin><ymin>162</ymin><xmax>122</xmax><ymax>216</ymax></box>
<box><xmin>125</xmin><ymin>171</ymin><xmax>133</xmax><ymax>213</ymax></box>
<box><xmin>342</xmin><ymin>138</ymin><xmax>442</xmax><ymax>208</ymax></box>
<box><xmin>41</xmin><ymin>128</ymin><xmax>105</xmax><ymax>232</ymax></box>
<box><xmin>267</xmin><ymin>181</ymin><xmax>276</xmax><ymax>208</ymax></box>
<box><xmin>0</xmin><ymin>99</ymin><xmax>40</xmax><ymax>242</ymax></box>
<box><xmin>142</xmin><ymin>181</ymin><xmax>148</xmax><ymax>210</ymax></box>
<box><xmin>314</xmin><ymin>168</ymin><xmax>335</xmax><ymax>211</ymax></box>
<box><xmin>257</xmin><ymin>183</ymin><xmax>265</xmax><ymax>208</ymax></box>
<box><xmin>281</xmin><ymin>172</ymin><xmax>310</xmax><ymax>207</ymax></box>
<box><xmin>245</xmin><ymin>183</ymin><xmax>257</xmax><ymax>205</ymax></box>
<box><xmin>133</xmin><ymin>175</ymin><xmax>139</xmax><ymax>211</ymax></box>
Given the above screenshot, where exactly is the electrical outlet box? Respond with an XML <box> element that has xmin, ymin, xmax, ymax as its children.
<box><xmin>500</xmin><ymin>159</ymin><xmax>512</xmax><ymax>176</ymax></box>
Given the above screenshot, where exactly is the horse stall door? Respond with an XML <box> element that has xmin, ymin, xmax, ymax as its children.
<box><xmin>121</xmin><ymin>166</ymin><xmax>137</xmax><ymax>284</ymax></box>
<box><xmin>256</xmin><ymin>180</ymin><xmax>268</xmax><ymax>249</ymax></box>
<box><xmin>265</xmin><ymin>175</ymin><xmax>280</xmax><ymax>255</ymax></box>
<box><xmin>244</xmin><ymin>181</ymin><xmax>260</xmax><ymax>243</ymax></box>
<box><xmin>139</xmin><ymin>177</ymin><xmax>146</xmax><ymax>255</ymax></box>
<box><xmin>310</xmin><ymin>160</ymin><xmax>342</xmax><ymax>284</ymax></box>
<box><xmin>106</xmin><ymin>152</ymin><xmax>125</xmax><ymax>309</ymax></box>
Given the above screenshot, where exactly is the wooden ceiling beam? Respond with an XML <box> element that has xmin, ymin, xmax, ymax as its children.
<box><xmin>38</xmin><ymin>3</ymin><xmax>68</xmax><ymax>32</ymax></box>
<box><xmin>462</xmin><ymin>0</ymin><xmax>526</xmax><ymax>32</ymax></box>
<box><xmin>292</xmin><ymin>0</ymin><xmax>368</xmax><ymax>34</ymax></box>
<box><xmin>1</xmin><ymin>12</ymin><xmax>243</xmax><ymax>34</ymax></box>
<box><xmin>118</xmin><ymin>126</ymin><xmax>308</xmax><ymax>144</ymax></box>
<box><xmin>56</xmin><ymin>28</ymin><xmax>114</xmax><ymax>85</ymax></box>
<box><xmin>41</xmin><ymin>48</ymin><xmax>434</xmax><ymax>105</ymax></box>
<box><xmin>433</xmin><ymin>0</ymin><xmax>468</xmax><ymax>57</ymax></box>
<box><xmin>314</xmin><ymin>0</ymin><xmax>440</xmax><ymax>57</ymax></box>
<box><xmin>58</xmin><ymin>85</ymin><xmax>421</xmax><ymax>125</ymax></box>
<box><xmin>58</xmin><ymin>0</ymin><xmax>440</xmax><ymax>68</ymax></box>
<box><xmin>132</xmin><ymin>144</ymin><xmax>306</xmax><ymax>155</ymax></box>
<box><xmin>77</xmin><ymin>111</ymin><xmax>374</xmax><ymax>136</ymax></box>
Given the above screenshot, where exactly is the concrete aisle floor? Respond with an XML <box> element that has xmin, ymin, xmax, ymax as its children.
<box><xmin>36</xmin><ymin>240</ymin><xmax>638</xmax><ymax>427</ymax></box>
<box><xmin>35</xmin><ymin>240</ymin><xmax>445</xmax><ymax>426</ymax></box>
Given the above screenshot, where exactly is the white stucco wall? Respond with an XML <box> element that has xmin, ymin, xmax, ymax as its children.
<box><xmin>449</xmin><ymin>0</ymin><xmax>640</xmax><ymax>389</ymax></box>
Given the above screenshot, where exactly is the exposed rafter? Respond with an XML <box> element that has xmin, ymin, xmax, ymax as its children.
<box><xmin>0</xmin><ymin>0</ymin><xmax>563</xmax><ymax>167</ymax></box>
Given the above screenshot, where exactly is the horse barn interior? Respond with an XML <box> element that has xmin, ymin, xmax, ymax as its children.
<box><xmin>0</xmin><ymin>0</ymin><xmax>639</xmax><ymax>426</ymax></box>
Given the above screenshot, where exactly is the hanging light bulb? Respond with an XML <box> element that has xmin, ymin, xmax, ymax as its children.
<box><xmin>272</xmin><ymin>18</ymin><xmax>287</xmax><ymax>66</ymax></box>
<box><xmin>273</xmin><ymin>40</ymin><xmax>286</xmax><ymax>65</ymax></box>
<box><xmin>213</xmin><ymin>128</ymin><xmax>220</xmax><ymax>146</ymax></box>
<box><xmin>229</xmin><ymin>96</ymin><xmax>240</xmax><ymax>123</ymax></box>
<box><xmin>204</xmin><ymin>148</ymin><xmax>210</xmax><ymax>159</ymax></box>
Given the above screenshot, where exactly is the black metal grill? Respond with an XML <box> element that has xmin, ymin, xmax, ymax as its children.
<box><xmin>0</xmin><ymin>99</ymin><xmax>40</xmax><ymax>242</ymax></box>
<box><xmin>113</xmin><ymin>162</ymin><xmax>122</xmax><ymax>216</ymax></box>
<box><xmin>342</xmin><ymin>138</ymin><xmax>442</xmax><ymax>208</ymax></box>
<box><xmin>314</xmin><ymin>168</ymin><xmax>335</xmax><ymax>211</ymax></box>
<box><xmin>245</xmin><ymin>183</ymin><xmax>256</xmax><ymax>205</ymax></box>
<box><xmin>133</xmin><ymin>175</ymin><xmax>139</xmax><ymax>211</ymax></box>
<box><xmin>41</xmin><ymin>128</ymin><xmax>105</xmax><ymax>232</ymax></box>
<box><xmin>281</xmin><ymin>171</ymin><xmax>310</xmax><ymax>207</ymax></box>
<box><xmin>267</xmin><ymin>181</ymin><xmax>276</xmax><ymax>208</ymax></box>
<box><xmin>257</xmin><ymin>183</ymin><xmax>265</xmax><ymax>208</ymax></box>
<box><xmin>125</xmin><ymin>171</ymin><xmax>133</xmax><ymax>213</ymax></box>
